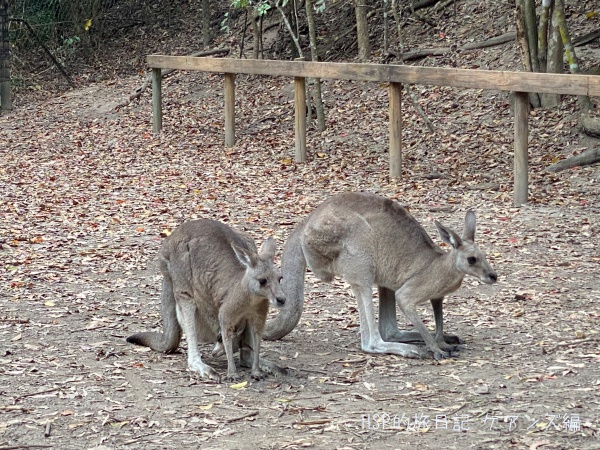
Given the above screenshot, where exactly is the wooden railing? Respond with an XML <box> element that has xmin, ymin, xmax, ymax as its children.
<box><xmin>147</xmin><ymin>55</ymin><xmax>600</xmax><ymax>206</ymax></box>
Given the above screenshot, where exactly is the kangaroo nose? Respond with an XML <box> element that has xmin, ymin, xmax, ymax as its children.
<box><xmin>489</xmin><ymin>273</ymin><xmax>497</xmax><ymax>283</ymax></box>
<box><xmin>276</xmin><ymin>296</ymin><xmax>286</xmax><ymax>306</ymax></box>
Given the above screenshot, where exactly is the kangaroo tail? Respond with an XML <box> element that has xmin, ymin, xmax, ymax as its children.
<box><xmin>263</xmin><ymin>221</ymin><xmax>307</xmax><ymax>341</ymax></box>
<box><xmin>126</xmin><ymin>277</ymin><xmax>182</xmax><ymax>353</ymax></box>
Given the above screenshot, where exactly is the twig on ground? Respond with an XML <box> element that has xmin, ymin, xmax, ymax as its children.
<box><xmin>544</xmin><ymin>337</ymin><xmax>600</xmax><ymax>354</ymax></box>
<box><xmin>225</xmin><ymin>410</ymin><xmax>259</xmax><ymax>423</ymax></box>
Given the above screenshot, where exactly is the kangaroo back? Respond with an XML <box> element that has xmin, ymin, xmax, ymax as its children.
<box><xmin>126</xmin><ymin>220</ymin><xmax>253</xmax><ymax>352</ymax></box>
<box><xmin>264</xmin><ymin>192</ymin><xmax>497</xmax><ymax>353</ymax></box>
<box><xmin>127</xmin><ymin>220</ymin><xmax>284</xmax><ymax>348</ymax></box>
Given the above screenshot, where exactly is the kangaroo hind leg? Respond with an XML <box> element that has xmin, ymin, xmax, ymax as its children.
<box><xmin>351</xmin><ymin>283</ymin><xmax>427</xmax><ymax>359</ymax></box>
<box><xmin>170</xmin><ymin>250</ymin><xmax>221</xmax><ymax>382</ymax></box>
<box><xmin>379</xmin><ymin>288</ymin><xmax>461</xmax><ymax>348</ymax></box>
<box><xmin>174</xmin><ymin>293</ymin><xmax>221</xmax><ymax>382</ymax></box>
<box><xmin>431</xmin><ymin>298</ymin><xmax>462</xmax><ymax>348</ymax></box>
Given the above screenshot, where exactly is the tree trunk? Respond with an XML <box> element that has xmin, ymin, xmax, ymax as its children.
<box><xmin>554</xmin><ymin>0</ymin><xmax>592</xmax><ymax>113</ymax></box>
<box><xmin>541</xmin><ymin>0</ymin><xmax>562</xmax><ymax>108</ymax></box>
<box><xmin>383</xmin><ymin>0</ymin><xmax>389</xmax><ymax>53</ymax></box>
<box><xmin>202</xmin><ymin>0</ymin><xmax>210</xmax><ymax>47</ymax></box>
<box><xmin>305</xmin><ymin>0</ymin><xmax>326</xmax><ymax>132</ymax></box>
<box><xmin>515</xmin><ymin>1</ymin><xmax>540</xmax><ymax>107</ymax></box>
<box><xmin>515</xmin><ymin>0</ymin><xmax>541</xmax><ymax>108</ymax></box>
<box><xmin>0</xmin><ymin>0</ymin><xmax>10</xmax><ymax>112</ymax></box>
<box><xmin>391</xmin><ymin>0</ymin><xmax>404</xmax><ymax>54</ymax></box>
<box><xmin>251</xmin><ymin>7</ymin><xmax>260</xmax><ymax>59</ymax></box>
<box><xmin>537</xmin><ymin>0</ymin><xmax>551</xmax><ymax>73</ymax></box>
<box><xmin>276</xmin><ymin>1</ymin><xmax>303</xmax><ymax>58</ymax></box>
<box><xmin>546</xmin><ymin>147</ymin><xmax>600</xmax><ymax>172</ymax></box>
<box><xmin>523</xmin><ymin>0</ymin><xmax>539</xmax><ymax>72</ymax></box>
<box><xmin>355</xmin><ymin>0</ymin><xmax>371</xmax><ymax>61</ymax></box>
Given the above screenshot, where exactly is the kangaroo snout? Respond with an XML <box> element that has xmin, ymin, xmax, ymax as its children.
<box><xmin>485</xmin><ymin>272</ymin><xmax>498</xmax><ymax>284</ymax></box>
<box><xmin>275</xmin><ymin>295</ymin><xmax>286</xmax><ymax>307</ymax></box>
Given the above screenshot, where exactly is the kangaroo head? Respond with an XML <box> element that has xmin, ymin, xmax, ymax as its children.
<box><xmin>435</xmin><ymin>210</ymin><xmax>497</xmax><ymax>285</ymax></box>
<box><xmin>231</xmin><ymin>237</ymin><xmax>286</xmax><ymax>308</ymax></box>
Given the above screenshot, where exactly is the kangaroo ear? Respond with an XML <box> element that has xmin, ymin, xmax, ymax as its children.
<box><xmin>258</xmin><ymin>237</ymin><xmax>277</xmax><ymax>260</ymax></box>
<box><xmin>435</xmin><ymin>220</ymin><xmax>463</xmax><ymax>249</ymax></box>
<box><xmin>231</xmin><ymin>243</ymin><xmax>258</xmax><ymax>268</ymax></box>
<box><xmin>463</xmin><ymin>210</ymin><xmax>476</xmax><ymax>242</ymax></box>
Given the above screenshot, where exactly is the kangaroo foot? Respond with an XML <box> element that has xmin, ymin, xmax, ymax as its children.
<box><xmin>225</xmin><ymin>371</ymin><xmax>244</xmax><ymax>382</ymax></box>
<box><xmin>188</xmin><ymin>361</ymin><xmax>221</xmax><ymax>383</ymax></box>
<box><xmin>383</xmin><ymin>330</ymin><xmax>463</xmax><ymax>345</ymax></box>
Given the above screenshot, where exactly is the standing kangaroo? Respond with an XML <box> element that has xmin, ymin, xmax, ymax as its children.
<box><xmin>126</xmin><ymin>219</ymin><xmax>287</xmax><ymax>381</ymax></box>
<box><xmin>263</xmin><ymin>192</ymin><xmax>497</xmax><ymax>360</ymax></box>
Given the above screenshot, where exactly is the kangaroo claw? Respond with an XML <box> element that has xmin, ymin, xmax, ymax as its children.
<box><xmin>225</xmin><ymin>372</ymin><xmax>243</xmax><ymax>382</ymax></box>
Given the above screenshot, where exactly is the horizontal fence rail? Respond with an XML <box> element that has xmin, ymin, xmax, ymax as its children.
<box><xmin>148</xmin><ymin>56</ymin><xmax>600</xmax><ymax>96</ymax></box>
<box><xmin>147</xmin><ymin>55</ymin><xmax>600</xmax><ymax>206</ymax></box>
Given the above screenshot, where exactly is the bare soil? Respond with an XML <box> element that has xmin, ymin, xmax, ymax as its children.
<box><xmin>1</xmin><ymin>1</ymin><xmax>599</xmax><ymax>449</ymax></box>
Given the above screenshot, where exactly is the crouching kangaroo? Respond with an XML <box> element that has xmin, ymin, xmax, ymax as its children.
<box><xmin>263</xmin><ymin>192</ymin><xmax>497</xmax><ymax>360</ymax></box>
<box><xmin>126</xmin><ymin>219</ymin><xmax>287</xmax><ymax>381</ymax></box>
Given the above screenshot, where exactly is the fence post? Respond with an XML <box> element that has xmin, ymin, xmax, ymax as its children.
<box><xmin>389</xmin><ymin>82</ymin><xmax>403</xmax><ymax>177</ymax></box>
<box><xmin>294</xmin><ymin>77</ymin><xmax>307</xmax><ymax>163</ymax></box>
<box><xmin>151</xmin><ymin>68</ymin><xmax>162</xmax><ymax>133</ymax></box>
<box><xmin>514</xmin><ymin>91</ymin><xmax>529</xmax><ymax>206</ymax></box>
<box><xmin>224</xmin><ymin>73</ymin><xmax>235</xmax><ymax>147</ymax></box>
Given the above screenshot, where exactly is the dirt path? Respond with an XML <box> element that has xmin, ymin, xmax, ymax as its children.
<box><xmin>1</xmin><ymin>54</ymin><xmax>599</xmax><ymax>449</ymax></box>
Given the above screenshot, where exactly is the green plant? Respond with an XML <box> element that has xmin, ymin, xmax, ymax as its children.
<box><xmin>63</xmin><ymin>35</ymin><xmax>80</xmax><ymax>46</ymax></box>
<box><xmin>223</xmin><ymin>1</ymin><xmax>272</xmax><ymax>33</ymax></box>
<box><xmin>220</xmin><ymin>11</ymin><xmax>230</xmax><ymax>32</ymax></box>
<box><xmin>230</xmin><ymin>0</ymin><xmax>271</xmax><ymax>17</ymax></box>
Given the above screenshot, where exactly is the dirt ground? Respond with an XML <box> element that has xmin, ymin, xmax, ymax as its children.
<box><xmin>2</xmin><ymin>2</ymin><xmax>600</xmax><ymax>449</ymax></box>
<box><xmin>1</xmin><ymin>72</ymin><xmax>598</xmax><ymax>449</ymax></box>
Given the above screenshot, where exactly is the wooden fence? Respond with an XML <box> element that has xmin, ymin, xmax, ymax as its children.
<box><xmin>147</xmin><ymin>56</ymin><xmax>600</xmax><ymax>206</ymax></box>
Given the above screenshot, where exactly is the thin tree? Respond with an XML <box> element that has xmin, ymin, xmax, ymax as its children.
<box><xmin>391</xmin><ymin>0</ymin><xmax>404</xmax><ymax>55</ymax></box>
<box><xmin>540</xmin><ymin>0</ymin><xmax>562</xmax><ymax>107</ymax></box>
<box><xmin>554</xmin><ymin>0</ymin><xmax>591</xmax><ymax>113</ymax></box>
<box><xmin>382</xmin><ymin>0</ymin><xmax>388</xmax><ymax>53</ymax></box>
<box><xmin>0</xmin><ymin>0</ymin><xmax>10</xmax><ymax>112</ymax></box>
<box><xmin>305</xmin><ymin>0</ymin><xmax>326</xmax><ymax>131</ymax></box>
<box><xmin>252</xmin><ymin>6</ymin><xmax>260</xmax><ymax>59</ymax></box>
<box><xmin>355</xmin><ymin>0</ymin><xmax>370</xmax><ymax>61</ymax></box>
<box><xmin>202</xmin><ymin>0</ymin><xmax>210</xmax><ymax>47</ymax></box>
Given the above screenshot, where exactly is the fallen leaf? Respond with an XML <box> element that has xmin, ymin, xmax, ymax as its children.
<box><xmin>230</xmin><ymin>381</ymin><xmax>248</xmax><ymax>390</ymax></box>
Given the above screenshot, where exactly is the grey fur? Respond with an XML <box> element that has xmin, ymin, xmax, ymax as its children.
<box><xmin>127</xmin><ymin>219</ymin><xmax>286</xmax><ymax>381</ymax></box>
<box><xmin>264</xmin><ymin>192</ymin><xmax>497</xmax><ymax>360</ymax></box>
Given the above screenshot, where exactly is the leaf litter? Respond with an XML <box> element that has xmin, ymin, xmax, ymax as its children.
<box><xmin>1</xmin><ymin>15</ymin><xmax>599</xmax><ymax>450</ymax></box>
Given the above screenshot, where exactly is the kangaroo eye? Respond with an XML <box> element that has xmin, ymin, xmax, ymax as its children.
<box><xmin>279</xmin><ymin>276</ymin><xmax>283</xmax><ymax>283</ymax></box>
<box><xmin>467</xmin><ymin>256</ymin><xmax>478</xmax><ymax>265</ymax></box>
<box><xmin>259</xmin><ymin>278</ymin><xmax>268</xmax><ymax>287</ymax></box>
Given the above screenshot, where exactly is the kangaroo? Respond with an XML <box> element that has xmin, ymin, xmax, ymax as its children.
<box><xmin>263</xmin><ymin>192</ymin><xmax>497</xmax><ymax>360</ymax></box>
<box><xmin>126</xmin><ymin>219</ymin><xmax>287</xmax><ymax>381</ymax></box>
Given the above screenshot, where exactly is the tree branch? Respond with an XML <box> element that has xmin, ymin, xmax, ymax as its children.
<box><xmin>9</xmin><ymin>18</ymin><xmax>75</xmax><ymax>87</ymax></box>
